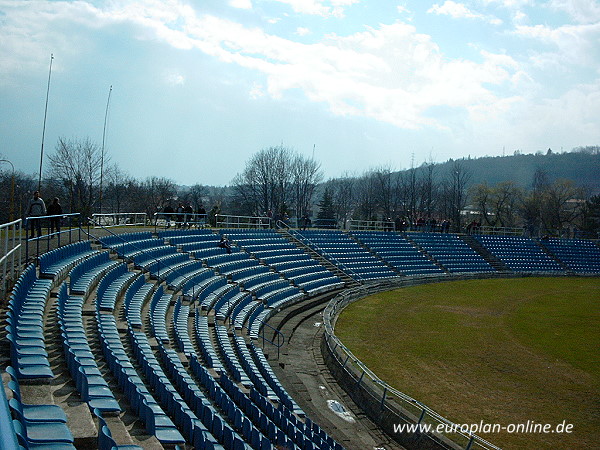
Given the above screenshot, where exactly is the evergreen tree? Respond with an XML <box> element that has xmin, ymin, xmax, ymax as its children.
<box><xmin>317</xmin><ymin>186</ymin><xmax>335</xmax><ymax>227</ymax></box>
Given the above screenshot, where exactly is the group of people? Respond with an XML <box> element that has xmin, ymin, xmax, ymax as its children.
<box><xmin>466</xmin><ymin>220</ymin><xmax>482</xmax><ymax>235</ymax></box>
<box><xmin>162</xmin><ymin>203</ymin><xmax>208</xmax><ymax>228</ymax></box>
<box><xmin>25</xmin><ymin>191</ymin><xmax>63</xmax><ymax>239</ymax></box>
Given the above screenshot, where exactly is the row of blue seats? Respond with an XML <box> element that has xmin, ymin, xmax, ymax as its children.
<box><xmin>157</xmin><ymin>228</ymin><xmax>215</xmax><ymax>239</ymax></box>
<box><xmin>173</xmin><ymin>298</ymin><xmax>195</xmax><ymax>357</ymax></box>
<box><xmin>540</xmin><ymin>238</ymin><xmax>600</xmax><ymax>273</ymax></box>
<box><xmin>124</xmin><ymin>274</ymin><xmax>154</xmax><ymax>329</ymax></box>
<box><xmin>58</xmin><ymin>283</ymin><xmax>121</xmax><ymax>413</ymax></box>
<box><xmin>157</xmin><ymin>347</ymin><xmax>240</xmax><ymax>449</ymax></box>
<box><xmin>69</xmin><ymin>251</ymin><xmax>120</xmax><ymax>296</ymax></box>
<box><xmin>99</xmin><ymin>231</ymin><xmax>153</xmax><ymax>248</ymax></box>
<box><xmin>194</xmin><ymin>312</ymin><xmax>225</xmax><ymax>372</ymax></box>
<box><xmin>38</xmin><ymin>240</ymin><xmax>97</xmax><ymax>282</ymax></box>
<box><xmin>96</xmin><ymin>309</ymin><xmax>183</xmax><ymax>445</ymax></box>
<box><xmin>96</xmin><ymin>263</ymin><xmax>138</xmax><ymax>312</ymax></box>
<box><xmin>164</xmin><ymin>260</ymin><xmax>207</xmax><ymax>291</ymax></box>
<box><xmin>5</xmin><ymin>365</ymin><xmax>74</xmax><ymax>449</ymax></box>
<box><xmin>108</xmin><ymin>238</ymin><xmax>165</xmax><ymax>260</ymax></box>
<box><xmin>149</xmin><ymin>285</ymin><xmax>171</xmax><ymax>344</ymax></box>
<box><xmin>6</xmin><ymin>265</ymin><xmax>54</xmax><ymax>379</ymax></box>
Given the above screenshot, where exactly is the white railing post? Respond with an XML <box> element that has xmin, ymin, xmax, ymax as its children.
<box><xmin>0</xmin><ymin>218</ymin><xmax>23</xmax><ymax>299</ymax></box>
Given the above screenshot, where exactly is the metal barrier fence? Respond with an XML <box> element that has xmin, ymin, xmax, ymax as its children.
<box><xmin>473</xmin><ymin>226</ymin><xmax>524</xmax><ymax>236</ymax></box>
<box><xmin>322</xmin><ymin>278</ymin><xmax>502</xmax><ymax>450</ymax></box>
<box><xmin>0</xmin><ymin>218</ymin><xmax>23</xmax><ymax>300</ymax></box>
<box><xmin>153</xmin><ymin>212</ymin><xmax>208</xmax><ymax>230</ymax></box>
<box><xmin>348</xmin><ymin>219</ymin><xmax>396</xmax><ymax>231</ymax></box>
<box><xmin>24</xmin><ymin>213</ymin><xmax>84</xmax><ymax>261</ymax></box>
<box><xmin>216</xmin><ymin>214</ymin><xmax>271</xmax><ymax>229</ymax></box>
<box><xmin>92</xmin><ymin>212</ymin><xmax>147</xmax><ymax>228</ymax></box>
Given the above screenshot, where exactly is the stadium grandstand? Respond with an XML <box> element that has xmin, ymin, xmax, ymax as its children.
<box><xmin>0</xmin><ymin>212</ymin><xmax>598</xmax><ymax>450</ymax></box>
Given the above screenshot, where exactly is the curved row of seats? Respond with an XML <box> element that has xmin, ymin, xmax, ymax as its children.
<box><xmin>473</xmin><ymin>235</ymin><xmax>563</xmax><ymax>272</ymax></box>
<box><xmin>4</xmin><ymin>229</ymin><xmax>344</xmax><ymax>448</ymax></box>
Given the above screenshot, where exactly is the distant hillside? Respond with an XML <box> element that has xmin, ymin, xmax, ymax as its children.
<box><xmin>413</xmin><ymin>151</ymin><xmax>600</xmax><ymax>193</ymax></box>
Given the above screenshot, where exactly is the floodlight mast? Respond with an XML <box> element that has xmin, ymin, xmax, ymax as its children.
<box><xmin>99</xmin><ymin>85</ymin><xmax>112</xmax><ymax>214</ymax></box>
<box><xmin>38</xmin><ymin>53</ymin><xmax>54</xmax><ymax>192</ymax></box>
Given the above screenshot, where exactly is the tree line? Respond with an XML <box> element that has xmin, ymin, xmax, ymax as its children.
<box><xmin>0</xmin><ymin>138</ymin><xmax>598</xmax><ymax>237</ymax></box>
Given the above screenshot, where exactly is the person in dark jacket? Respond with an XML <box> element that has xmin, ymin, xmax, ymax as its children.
<box><xmin>47</xmin><ymin>197</ymin><xmax>63</xmax><ymax>235</ymax></box>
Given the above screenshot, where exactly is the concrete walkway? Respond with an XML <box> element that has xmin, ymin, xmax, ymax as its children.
<box><xmin>265</xmin><ymin>295</ymin><xmax>404</xmax><ymax>450</ymax></box>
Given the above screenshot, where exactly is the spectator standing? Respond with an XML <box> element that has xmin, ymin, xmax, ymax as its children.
<box><xmin>176</xmin><ymin>203</ymin><xmax>184</xmax><ymax>228</ymax></box>
<box><xmin>184</xmin><ymin>203</ymin><xmax>193</xmax><ymax>228</ymax></box>
<box><xmin>47</xmin><ymin>197</ymin><xmax>63</xmax><ymax>235</ymax></box>
<box><xmin>197</xmin><ymin>204</ymin><xmax>206</xmax><ymax>227</ymax></box>
<box><xmin>26</xmin><ymin>191</ymin><xmax>46</xmax><ymax>239</ymax></box>
<box><xmin>164</xmin><ymin>203</ymin><xmax>174</xmax><ymax>228</ymax></box>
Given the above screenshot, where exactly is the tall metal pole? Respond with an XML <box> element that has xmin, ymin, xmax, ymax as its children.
<box><xmin>38</xmin><ymin>53</ymin><xmax>54</xmax><ymax>192</ymax></box>
<box><xmin>99</xmin><ymin>85</ymin><xmax>112</xmax><ymax>214</ymax></box>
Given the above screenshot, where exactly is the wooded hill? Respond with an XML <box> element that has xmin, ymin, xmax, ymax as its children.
<box><xmin>409</xmin><ymin>149</ymin><xmax>600</xmax><ymax>193</ymax></box>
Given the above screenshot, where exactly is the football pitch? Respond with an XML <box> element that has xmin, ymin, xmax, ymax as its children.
<box><xmin>335</xmin><ymin>277</ymin><xmax>600</xmax><ymax>449</ymax></box>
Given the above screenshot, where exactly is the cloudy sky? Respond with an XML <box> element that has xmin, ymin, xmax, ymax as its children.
<box><xmin>1</xmin><ymin>0</ymin><xmax>599</xmax><ymax>186</ymax></box>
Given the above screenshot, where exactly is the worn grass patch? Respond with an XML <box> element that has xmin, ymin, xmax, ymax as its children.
<box><xmin>335</xmin><ymin>277</ymin><xmax>600</xmax><ymax>449</ymax></box>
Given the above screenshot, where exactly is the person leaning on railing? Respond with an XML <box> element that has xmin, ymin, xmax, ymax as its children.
<box><xmin>26</xmin><ymin>191</ymin><xmax>46</xmax><ymax>239</ymax></box>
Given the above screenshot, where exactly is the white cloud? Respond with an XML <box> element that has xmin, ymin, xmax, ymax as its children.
<box><xmin>0</xmin><ymin>0</ymin><xmax>523</xmax><ymax>131</ymax></box>
<box><xmin>428</xmin><ymin>1</ymin><xmax>502</xmax><ymax>25</ymax></box>
<box><xmin>513</xmin><ymin>21</ymin><xmax>600</xmax><ymax>68</ymax></box>
<box><xmin>549</xmin><ymin>0</ymin><xmax>600</xmax><ymax>24</ymax></box>
<box><xmin>229</xmin><ymin>0</ymin><xmax>253</xmax><ymax>10</ymax></box>
<box><xmin>5</xmin><ymin>0</ymin><xmax>597</xmax><ymax>148</ymax></box>
<box><xmin>295</xmin><ymin>26</ymin><xmax>311</xmax><ymax>36</ymax></box>
<box><xmin>481</xmin><ymin>0</ymin><xmax>534</xmax><ymax>8</ymax></box>
<box><xmin>397</xmin><ymin>4</ymin><xmax>410</xmax><ymax>14</ymax></box>
<box><xmin>512</xmin><ymin>10</ymin><xmax>529</xmax><ymax>25</ymax></box>
<box><xmin>165</xmin><ymin>70</ymin><xmax>185</xmax><ymax>85</ymax></box>
<box><xmin>269</xmin><ymin>0</ymin><xmax>359</xmax><ymax>18</ymax></box>
<box><xmin>249</xmin><ymin>82</ymin><xmax>265</xmax><ymax>99</ymax></box>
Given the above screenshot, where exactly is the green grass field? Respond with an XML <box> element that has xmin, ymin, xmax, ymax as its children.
<box><xmin>335</xmin><ymin>277</ymin><xmax>600</xmax><ymax>449</ymax></box>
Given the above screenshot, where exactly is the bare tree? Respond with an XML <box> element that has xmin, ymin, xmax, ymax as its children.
<box><xmin>471</xmin><ymin>181</ymin><xmax>523</xmax><ymax>227</ymax></box>
<box><xmin>373</xmin><ymin>165</ymin><xmax>394</xmax><ymax>220</ymax></box>
<box><xmin>179</xmin><ymin>184</ymin><xmax>207</xmax><ymax>212</ymax></box>
<box><xmin>540</xmin><ymin>179</ymin><xmax>586</xmax><ymax>234</ymax></box>
<box><xmin>232</xmin><ymin>145</ymin><xmax>319</xmax><ymax>219</ymax></box>
<box><xmin>356</xmin><ymin>170</ymin><xmax>378</xmax><ymax>221</ymax></box>
<box><xmin>103</xmin><ymin>165</ymin><xmax>133</xmax><ymax>216</ymax></box>
<box><xmin>291</xmin><ymin>155</ymin><xmax>323</xmax><ymax>218</ymax></box>
<box><xmin>47</xmin><ymin>137</ymin><xmax>104</xmax><ymax>219</ymax></box>
<box><xmin>418</xmin><ymin>161</ymin><xmax>438</xmax><ymax>219</ymax></box>
<box><xmin>134</xmin><ymin>176</ymin><xmax>177</xmax><ymax>219</ymax></box>
<box><xmin>442</xmin><ymin>160</ymin><xmax>472</xmax><ymax>231</ymax></box>
<box><xmin>327</xmin><ymin>174</ymin><xmax>356</xmax><ymax>228</ymax></box>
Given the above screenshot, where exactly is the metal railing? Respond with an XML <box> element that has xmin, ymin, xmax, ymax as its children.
<box><xmin>240</xmin><ymin>318</ymin><xmax>286</xmax><ymax>360</ymax></box>
<box><xmin>153</xmin><ymin>212</ymin><xmax>208</xmax><ymax>230</ymax></box>
<box><xmin>216</xmin><ymin>214</ymin><xmax>271</xmax><ymax>229</ymax></box>
<box><xmin>24</xmin><ymin>213</ymin><xmax>84</xmax><ymax>261</ymax></box>
<box><xmin>348</xmin><ymin>219</ymin><xmax>396</xmax><ymax>231</ymax></box>
<box><xmin>284</xmin><ymin>226</ymin><xmax>365</xmax><ymax>283</ymax></box>
<box><xmin>322</xmin><ymin>281</ymin><xmax>502</xmax><ymax>450</ymax></box>
<box><xmin>472</xmin><ymin>226</ymin><xmax>524</xmax><ymax>236</ymax></box>
<box><xmin>92</xmin><ymin>212</ymin><xmax>147</xmax><ymax>228</ymax></box>
<box><xmin>0</xmin><ymin>218</ymin><xmax>23</xmax><ymax>300</ymax></box>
